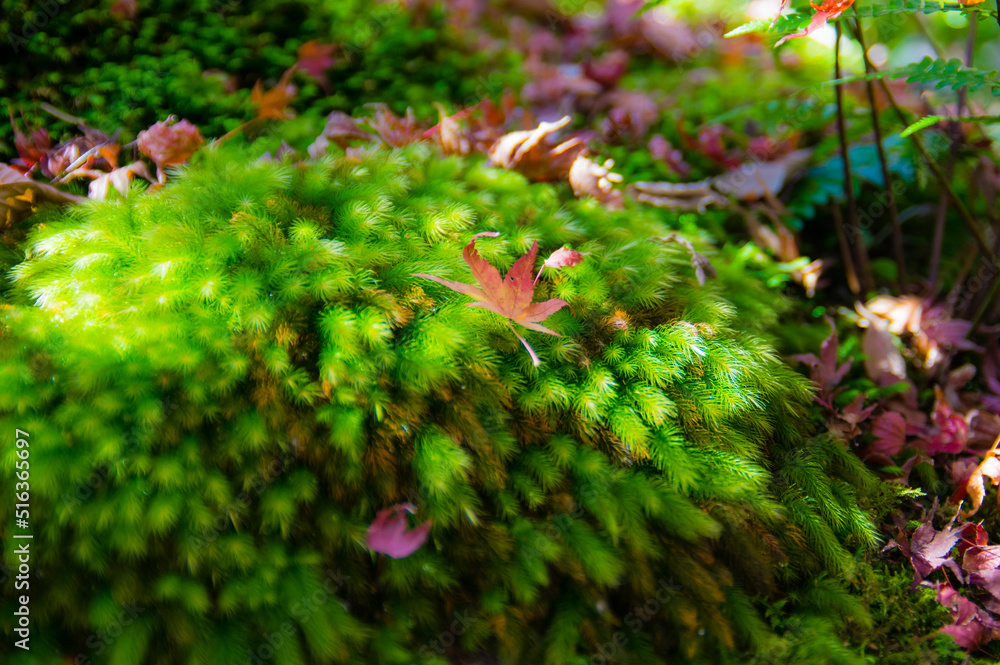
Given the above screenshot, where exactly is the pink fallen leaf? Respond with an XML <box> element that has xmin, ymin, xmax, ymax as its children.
<box><xmin>865</xmin><ymin>411</ymin><xmax>907</xmax><ymax>462</ymax></box>
<box><xmin>137</xmin><ymin>118</ymin><xmax>203</xmax><ymax>183</ymax></box>
<box><xmin>307</xmin><ymin>112</ymin><xmax>379</xmax><ymax>159</ymax></box>
<box><xmin>788</xmin><ymin>318</ymin><xmax>851</xmax><ymax>408</ymax></box>
<box><xmin>922</xmin><ymin>386</ymin><xmax>976</xmax><ymax>456</ymax></box>
<box><xmin>110</xmin><ymin>0</ymin><xmax>138</xmax><ymax>19</ymax></box>
<box><xmin>412</xmin><ymin>233</ymin><xmax>569</xmax><ymax>367</ymax></box>
<box><xmin>934</xmin><ymin>583</ymin><xmax>1000</xmax><ymax>650</ymax></box>
<box><xmin>534</xmin><ymin>246</ymin><xmax>589</xmax><ymax>285</ymax></box>
<box><xmin>648</xmin><ymin>134</ymin><xmax>691</xmax><ymax>178</ymax></box>
<box><xmin>365</xmin><ymin>502</ymin><xmax>432</xmax><ymax>559</ymax></box>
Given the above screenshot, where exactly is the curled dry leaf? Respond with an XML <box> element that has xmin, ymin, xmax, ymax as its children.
<box><xmin>88</xmin><ymin>161</ymin><xmax>155</xmax><ymax>200</ymax></box>
<box><xmin>649</xmin><ymin>234</ymin><xmax>716</xmax><ymax>286</ymax></box>
<box><xmin>856</xmin><ymin>300</ymin><xmax>908</xmax><ymax>382</ymax></box>
<box><xmin>569</xmin><ymin>155</ymin><xmax>624</xmax><ymax>208</ymax></box>
<box><xmin>308</xmin><ymin>112</ymin><xmax>379</xmax><ymax>159</ymax></box>
<box><xmin>433</xmin><ymin>103</ymin><xmax>471</xmax><ymax>156</ymax></box>
<box><xmin>1</xmin><ymin>163</ymin><xmax>86</xmax><ymax>228</ymax></box>
<box><xmin>488</xmin><ymin>116</ymin><xmax>587</xmax><ymax>181</ymax></box>
<box><xmin>712</xmin><ymin>149</ymin><xmax>813</xmax><ymax>201</ymax></box>
<box><xmin>632</xmin><ymin>150</ymin><xmax>811</xmax><ymax>210</ymax></box>
<box><xmin>956</xmin><ymin>434</ymin><xmax>1000</xmax><ymax>518</ymax></box>
<box><xmin>411</xmin><ymin>232</ymin><xmax>570</xmax><ymax>367</ymax></box>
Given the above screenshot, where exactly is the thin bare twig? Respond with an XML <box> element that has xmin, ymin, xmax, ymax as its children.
<box><xmin>852</xmin><ymin>8</ymin><xmax>907</xmax><ymax>290</ymax></box>
<box><xmin>929</xmin><ymin>19</ymin><xmax>976</xmax><ymax>288</ymax></box>
<box><xmin>835</xmin><ymin>23</ymin><xmax>874</xmax><ymax>293</ymax></box>
<box><xmin>831</xmin><ymin>203</ymin><xmax>861</xmax><ymax>295</ymax></box>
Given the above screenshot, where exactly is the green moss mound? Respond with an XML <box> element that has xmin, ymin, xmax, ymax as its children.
<box><xmin>1</xmin><ymin>143</ymin><xmax>888</xmax><ymax>664</ymax></box>
<box><xmin>0</xmin><ymin>0</ymin><xmax>519</xmax><ymax>151</ymax></box>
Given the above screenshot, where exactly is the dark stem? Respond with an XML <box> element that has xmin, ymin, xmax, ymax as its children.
<box><xmin>852</xmin><ymin>8</ymin><xmax>907</xmax><ymax>290</ymax></box>
<box><xmin>830</xmin><ymin>203</ymin><xmax>861</xmax><ymax>295</ymax></box>
<box><xmin>834</xmin><ymin>23</ymin><xmax>874</xmax><ymax>293</ymax></box>
<box><xmin>929</xmin><ymin>19</ymin><xmax>976</xmax><ymax>289</ymax></box>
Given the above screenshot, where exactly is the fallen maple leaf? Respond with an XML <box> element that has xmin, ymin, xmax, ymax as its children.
<box><xmin>789</xmin><ymin>318</ymin><xmax>851</xmax><ymax>408</ymax></box>
<box><xmin>307</xmin><ymin>111</ymin><xmax>379</xmax><ymax>158</ymax></box>
<box><xmin>935</xmin><ymin>583</ymin><xmax>1000</xmax><ymax>650</ymax></box>
<box><xmin>864</xmin><ymin>411</ymin><xmax>907</xmax><ymax>464</ymax></box>
<box><xmin>412</xmin><ymin>232</ymin><xmax>570</xmax><ymax>367</ymax></box>
<box><xmin>250</xmin><ymin>69</ymin><xmax>297</xmax><ymax>121</ymax></box>
<box><xmin>295</xmin><ymin>40</ymin><xmax>337</xmax><ymax>92</ymax></box>
<box><xmin>137</xmin><ymin>118</ymin><xmax>203</xmax><ymax>182</ymax></box>
<box><xmin>885</xmin><ymin>500</ymin><xmax>964</xmax><ymax>583</ymax></box>
<box><xmin>10</xmin><ymin>118</ymin><xmax>50</xmax><ymax>173</ymax></box>
<box><xmin>365</xmin><ymin>503</ymin><xmax>431</xmax><ymax>559</ymax></box>
<box><xmin>922</xmin><ymin>386</ymin><xmax>977</xmax><ymax>456</ymax></box>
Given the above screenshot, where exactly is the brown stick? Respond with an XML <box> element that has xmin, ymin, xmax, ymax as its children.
<box><xmin>831</xmin><ymin>203</ymin><xmax>861</xmax><ymax>295</ymax></box>
<box><xmin>929</xmin><ymin>19</ymin><xmax>976</xmax><ymax>289</ymax></box>
<box><xmin>834</xmin><ymin>23</ymin><xmax>874</xmax><ymax>293</ymax></box>
<box><xmin>852</xmin><ymin>7</ymin><xmax>907</xmax><ymax>290</ymax></box>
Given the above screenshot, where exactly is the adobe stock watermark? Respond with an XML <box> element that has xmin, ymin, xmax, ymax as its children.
<box><xmin>72</xmin><ymin>599</ymin><xmax>146</xmax><ymax>665</ymax></box>
<box><xmin>187</xmin><ymin>445</ymin><xmax>297</xmax><ymax>559</ymax></box>
<box><xmin>5</xmin><ymin>0</ymin><xmax>73</xmax><ymax>54</ymax></box>
<box><xmin>417</xmin><ymin>610</ymin><xmax>477</xmax><ymax>660</ymax></box>
<box><xmin>589</xmin><ymin>577</ymin><xmax>683</xmax><ymax>665</ymax></box>
<box><xmin>340</xmin><ymin>1</ymin><xmax>406</xmax><ymax>65</ymax></box>
<box><xmin>58</xmin><ymin>396</ymin><xmax>178</xmax><ymax>517</ymax></box>
<box><xmin>245</xmin><ymin>567</ymin><xmax>349</xmax><ymax>664</ymax></box>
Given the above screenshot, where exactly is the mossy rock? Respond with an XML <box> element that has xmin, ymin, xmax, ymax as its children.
<box><xmin>0</xmin><ymin>142</ymin><xmax>888</xmax><ymax>664</ymax></box>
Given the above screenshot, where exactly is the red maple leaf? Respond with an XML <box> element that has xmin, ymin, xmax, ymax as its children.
<box><xmin>412</xmin><ymin>233</ymin><xmax>571</xmax><ymax>366</ymax></box>
<box><xmin>295</xmin><ymin>40</ymin><xmax>337</xmax><ymax>92</ymax></box>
